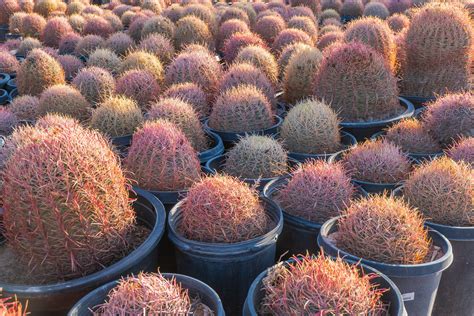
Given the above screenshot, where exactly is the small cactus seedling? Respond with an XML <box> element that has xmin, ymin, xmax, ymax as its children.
<box><xmin>222</xmin><ymin>32</ymin><xmax>266</xmax><ymax>64</ymax></box>
<box><xmin>341</xmin><ymin>0</ymin><xmax>363</xmax><ymax>18</ymax></box>
<box><xmin>139</xmin><ymin>34</ymin><xmax>175</xmax><ymax>65</ymax></box>
<box><xmin>94</xmin><ymin>272</ymin><xmax>191</xmax><ymax>315</ymax></box>
<box><xmin>0</xmin><ymin>107</ymin><xmax>18</xmax><ymax>135</ymax></box>
<box><xmin>387</xmin><ymin>13</ymin><xmax>410</xmax><ymax>33</ymax></box>
<box><xmin>105</xmin><ymin>32</ymin><xmax>134</xmax><ymax>57</ymax></box>
<box><xmin>57</xmin><ymin>54</ymin><xmax>83</xmax><ymax>79</ymax></box>
<box><xmin>336</xmin><ymin>196</ymin><xmax>431</xmax><ymax>264</ymax></box>
<box><xmin>363</xmin><ymin>2</ymin><xmax>390</xmax><ymax>19</ymax></box>
<box><xmin>146</xmin><ymin>97</ymin><xmax>208</xmax><ymax>151</ymax></box>
<box><xmin>283</xmin><ymin>46</ymin><xmax>323</xmax><ymax>104</ymax></box>
<box><xmin>119</xmin><ymin>50</ymin><xmax>163</xmax><ymax>83</ymax></box>
<box><xmin>422</xmin><ymin>92</ymin><xmax>474</xmax><ymax>147</ymax></box>
<box><xmin>116</xmin><ymin>70</ymin><xmax>160</xmax><ymax>109</ymax></box>
<box><xmin>447</xmin><ymin>137</ymin><xmax>474</xmax><ymax>165</ymax></box>
<box><xmin>141</xmin><ymin>15</ymin><xmax>175</xmax><ymax>40</ymax></box>
<box><xmin>342</xmin><ymin>140</ymin><xmax>411</xmax><ymax>184</ymax></box>
<box><xmin>90</xmin><ymin>96</ymin><xmax>143</xmax><ymax>138</ymax></box>
<box><xmin>178</xmin><ymin>174</ymin><xmax>269</xmax><ymax>243</ymax></box>
<box><xmin>234</xmin><ymin>45</ymin><xmax>278</xmax><ymax>86</ymax></box>
<box><xmin>37</xmin><ymin>84</ymin><xmax>91</xmax><ymax>121</ymax></box>
<box><xmin>124</xmin><ymin>120</ymin><xmax>201</xmax><ymax>191</ymax></box>
<box><xmin>280</xmin><ymin>98</ymin><xmax>341</xmax><ymax>154</ymax></box>
<box><xmin>41</xmin><ymin>16</ymin><xmax>72</xmax><ymax>48</ymax></box>
<box><xmin>87</xmin><ymin>48</ymin><xmax>121</xmax><ymax>74</ymax></box>
<box><xmin>163</xmin><ymin>82</ymin><xmax>209</xmax><ymax>118</ymax></box>
<box><xmin>209</xmin><ymin>85</ymin><xmax>274</xmax><ymax>133</ymax></box>
<box><xmin>313</xmin><ymin>42</ymin><xmax>400</xmax><ymax>122</ymax></box>
<box><xmin>72</xmin><ymin>66</ymin><xmax>115</xmax><ymax>105</ymax></box>
<box><xmin>223</xmin><ymin>135</ymin><xmax>288</xmax><ymax>179</ymax></box>
<box><xmin>272</xmin><ymin>28</ymin><xmax>313</xmax><ymax>55</ymax></box>
<box><xmin>261</xmin><ymin>255</ymin><xmax>386</xmax><ymax>315</ymax></box>
<box><xmin>174</xmin><ymin>16</ymin><xmax>214</xmax><ymax>50</ymax></box>
<box><xmin>8</xmin><ymin>95</ymin><xmax>39</xmax><ymax>121</ymax></box>
<box><xmin>254</xmin><ymin>15</ymin><xmax>285</xmax><ymax>45</ymax></box>
<box><xmin>17</xmin><ymin>49</ymin><xmax>65</xmax><ymax>96</ymax></box>
<box><xmin>384</xmin><ymin>119</ymin><xmax>441</xmax><ymax>154</ymax></box>
<box><xmin>0</xmin><ymin>51</ymin><xmax>19</xmax><ymax>74</ymax></box>
<box><xmin>404</xmin><ymin>157</ymin><xmax>473</xmax><ymax>227</ymax></box>
<box><xmin>74</xmin><ymin>34</ymin><xmax>104</xmax><ymax>58</ymax></box>
<box><xmin>276</xmin><ymin>160</ymin><xmax>353</xmax><ymax>223</ymax></box>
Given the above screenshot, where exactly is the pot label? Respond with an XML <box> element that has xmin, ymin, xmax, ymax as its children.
<box><xmin>402</xmin><ymin>292</ymin><xmax>415</xmax><ymax>301</ymax></box>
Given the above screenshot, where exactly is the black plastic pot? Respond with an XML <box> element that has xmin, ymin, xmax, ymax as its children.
<box><xmin>68</xmin><ymin>273</ymin><xmax>225</xmax><ymax>316</ymax></box>
<box><xmin>0</xmin><ymin>188</ymin><xmax>166</xmax><ymax>315</ymax></box>
<box><xmin>203</xmin><ymin>115</ymin><xmax>283</xmax><ymax>144</ymax></box>
<box><xmin>204</xmin><ymin>155</ymin><xmax>300</xmax><ymax>192</ymax></box>
<box><xmin>111</xmin><ymin>134</ymin><xmax>132</xmax><ymax>157</ymax></box>
<box><xmin>168</xmin><ymin>197</ymin><xmax>283</xmax><ymax>315</ymax></box>
<box><xmin>340</xmin><ymin>97</ymin><xmax>415</xmax><ymax>141</ymax></box>
<box><xmin>263</xmin><ymin>175</ymin><xmax>368</xmax><ymax>259</ymax></box>
<box><xmin>287</xmin><ymin>131</ymin><xmax>358</xmax><ymax>163</ymax></box>
<box><xmin>243</xmin><ymin>258</ymin><xmax>406</xmax><ymax>316</ymax></box>
<box><xmin>400</xmin><ymin>95</ymin><xmax>435</xmax><ymax>110</ymax></box>
<box><xmin>0</xmin><ymin>88</ymin><xmax>9</xmax><ymax>105</ymax></box>
<box><xmin>198</xmin><ymin>130</ymin><xmax>224</xmax><ymax>164</ymax></box>
<box><xmin>0</xmin><ymin>73</ymin><xmax>10</xmax><ymax>89</ymax></box>
<box><xmin>5</xmin><ymin>78</ymin><xmax>16</xmax><ymax>92</ymax></box>
<box><xmin>9</xmin><ymin>87</ymin><xmax>17</xmax><ymax>100</ymax></box>
<box><xmin>371</xmin><ymin>131</ymin><xmax>443</xmax><ymax>163</ymax></box>
<box><xmin>318</xmin><ymin>217</ymin><xmax>453</xmax><ymax>316</ymax></box>
<box><xmin>0</xmin><ymin>25</ymin><xmax>8</xmax><ymax>42</ymax></box>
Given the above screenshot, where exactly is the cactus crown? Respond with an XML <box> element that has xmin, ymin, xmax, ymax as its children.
<box><xmin>120</xmin><ymin>50</ymin><xmax>163</xmax><ymax>82</ymax></box>
<box><xmin>384</xmin><ymin>118</ymin><xmax>441</xmax><ymax>154</ymax></box>
<box><xmin>261</xmin><ymin>255</ymin><xmax>386</xmax><ymax>315</ymax></box>
<box><xmin>209</xmin><ymin>84</ymin><xmax>274</xmax><ymax>133</ymax></box>
<box><xmin>146</xmin><ymin>97</ymin><xmax>208</xmax><ymax>151</ymax></box>
<box><xmin>57</xmin><ymin>54</ymin><xmax>83</xmax><ymax>79</ymax></box>
<box><xmin>223</xmin><ymin>135</ymin><xmax>288</xmax><ymax>179</ymax></box>
<box><xmin>234</xmin><ymin>44</ymin><xmax>278</xmax><ymax>85</ymax></box>
<box><xmin>223</xmin><ymin>31</ymin><xmax>266</xmax><ymax>64</ymax></box>
<box><xmin>342</xmin><ymin>140</ymin><xmax>411</xmax><ymax>184</ymax></box>
<box><xmin>174</xmin><ymin>15</ymin><xmax>213</xmax><ymax>50</ymax></box>
<box><xmin>91</xmin><ymin>96</ymin><xmax>143</xmax><ymax>138</ymax></box>
<box><xmin>178</xmin><ymin>174</ymin><xmax>269</xmax><ymax>243</ymax></box>
<box><xmin>281</xmin><ymin>98</ymin><xmax>341</xmax><ymax>154</ymax></box>
<box><xmin>404</xmin><ymin>157</ymin><xmax>473</xmax><ymax>227</ymax></box>
<box><xmin>336</xmin><ymin>196</ymin><xmax>431</xmax><ymax>264</ymax></box>
<box><xmin>141</xmin><ymin>15</ymin><xmax>175</xmax><ymax>40</ymax></box>
<box><xmin>74</xmin><ymin>34</ymin><xmax>104</xmax><ymax>58</ymax></box>
<box><xmin>254</xmin><ymin>15</ymin><xmax>286</xmax><ymax>45</ymax></box>
<box><xmin>287</xmin><ymin>16</ymin><xmax>318</xmax><ymax>42</ymax></box>
<box><xmin>277</xmin><ymin>160</ymin><xmax>354</xmax><ymax>223</ymax></box>
<box><xmin>124</xmin><ymin>120</ymin><xmax>201</xmax><ymax>191</ymax></box>
<box><xmin>317</xmin><ymin>30</ymin><xmax>343</xmax><ymax>51</ymax></box>
<box><xmin>37</xmin><ymin>84</ymin><xmax>91</xmax><ymax>122</ymax></box>
<box><xmin>447</xmin><ymin>137</ymin><xmax>474</xmax><ymax>166</ymax></box>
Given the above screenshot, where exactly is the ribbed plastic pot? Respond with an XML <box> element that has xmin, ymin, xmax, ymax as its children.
<box><xmin>340</xmin><ymin>97</ymin><xmax>415</xmax><ymax>141</ymax></box>
<box><xmin>0</xmin><ymin>73</ymin><xmax>10</xmax><ymax>89</ymax></box>
<box><xmin>400</xmin><ymin>95</ymin><xmax>435</xmax><ymax>110</ymax></box>
<box><xmin>68</xmin><ymin>273</ymin><xmax>225</xmax><ymax>316</ymax></box>
<box><xmin>263</xmin><ymin>175</ymin><xmax>368</xmax><ymax>259</ymax></box>
<box><xmin>371</xmin><ymin>131</ymin><xmax>443</xmax><ymax>163</ymax></box>
<box><xmin>243</xmin><ymin>258</ymin><xmax>406</xmax><ymax>316</ymax></box>
<box><xmin>5</xmin><ymin>78</ymin><xmax>16</xmax><ymax>92</ymax></box>
<box><xmin>287</xmin><ymin>131</ymin><xmax>358</xmax><ymax>163</ymax></box>
<box><xmin>168</xmin><ymin>197</ymin><xmax>283</xmax><ymax>315</ymax></box>
<box><xmin>0</xmin><ymin>25</ymin><xmax>7</xmax><ymax>42</ymax></box>
<box><xmin>0</xmin><ymin>88</ymin><xmax>9</xmax><ymax>105</ymax></box>
<box><xmin>204</xmin><ymin>155</ymin><xmax>300</xmax><ymax>192</ymax></box>
<box><xmin>203</xmin><ymin>115</ymin><xmax>283</xmax><ymax>144</ymax></box>
<box><xmin>0</xmin><ymin>188</ymin><xmax>166</xmax><ymax>315</ymax></box>
<box><xmin>9</xmin><ymin>87</ymin><xmax>17</xmax><ymax>100</ymax></box>
<box><xmin>198</xmin><ymin>130</ymin><xmax>224</xmax><ymax>165</ymax></box>
<box><xmin>341</xmin><ymin>15</ymin><xmax>358</xmax><ymax>23</ymax></box>
<box><xmin>318</xmin><ymin>217</ymin><xmax>453</xmax><ymax>316</ymax></box>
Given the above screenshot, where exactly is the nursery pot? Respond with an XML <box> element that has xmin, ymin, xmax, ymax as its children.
<box><xmin>9</xmin><ymin>87</ymin><xmax>17</xmax><ymax>100</ymax></box>
<box><xmin>203</xmin><ymin>115</ymin><xmax>283</xmax><ymax>144</ymax></box>
<box><xmin>371</xmin><ymin>131</ymin><xmax>443</xmax><ymax>163</ymax></box>
<box><xmin>318</xmin><ymin>217</ymin><xmax>453</xmax><ymax>316</ymax></box>
<box><xmin>0</xmin><ymin>188</ymin><xmax>166</xmax><ymax>315</ymax></box>
<box><xmin>68</xmin><ymin>273</ymin><xmax>225</xmax><ymax>316</ymax></box>
<box><xmin>5</xmin><ymin>78</ymin><xmax>15</xmax><ymax>92</ymax></box>
<box><xmin>400</xmin><ymin>95</ymin><xmax>435</xmax><ymax>110</ymax></box>
<box><xmin>243</xmin><ymin>258</ymin><xmax>406</xmax><ymax>316</ymax></box>
<box><xmin>168</xmin><ymin>197</ymin><xmax>283</xmax><ymax>315</ymax></box>
<box><xmin>340</xmin><ymin>97</ymin><xmax>415</xmax><ymax>141</ymax></box>
<box><xmin>0</xmin><ymin>25</ymin><xmax>7</xmax><ymax>42</ymax></box>
<box><xmin>287</xmin><ymin>131</ymin><xmax>358</xmax><ymax>163</ymax></box>
<box><xmin>0</xmin><ymin>73</ymin><xmax>10</xmax><ymax>89</ymax></box>
<box><xmin>204</xmin><ymin>155</ymin><xmax>300</xmax><ymax>192</ymax></box>
<box><xmin>0</xmin><ymin>88</ymin><xmax>9</xmax><ymax>105</ymax></box>
<box><xmin>198</xmin><ymin>130</ymin><xmax>224</xmax><ymax>164</ymax></box>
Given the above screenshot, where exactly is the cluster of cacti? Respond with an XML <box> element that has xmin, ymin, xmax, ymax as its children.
<box><xmin>421</xmin><ymin>92</ymin><xmax>473</xmax><ymax>147</ymax></box>
<box><xmin>209</xmin><ymin>85</ymin><xmax>274</xmax><ymax>133</ymax></box>
<box><xmin>313</xmin><ymin>42</ymin><xmax>400</xmax><ymax>122</ymax></box>
<box><xmin>283</xmin><ymin>46</ymin><xmax>323</xmax><ymax>104</ymax></box>
<box><xmin>0</xmin><ymin>51</ymin><xmax>19</xmax><ymax>74</ymax></box>
<box><xmin>272</xmin><ymin>28</ymin><xmax>312</xmax><ymax>54</ymax></box>
<box><xmin>182</xmin><ymin>3</ymin><xmax>217</xmax><ymax>34</ymax></box>
<box><xmin>94</xmin><ymin>272</ymin><xmax>192</xmax><ymax>315</ymax></box>
<box><xmin>163</xmin><ymin>82</ymin><xmax>209</xmax><ymax>118</ymax></box>
<box><xmin>447</xmin><ymin>137</ymin><xmax>474</xmax><ymax>165</ymax></box>
<box><xmin>280</xmin><ymin>98</ymin><xmax>341</xmax><ymax>154</ymax></box>
<box><xmin>342</xmin><ymin>140</ymin><xmax>411</xmax><ymax>184</ymax></box>
<box><xmin>262</xmin><ymin>255</ymin><xmax>387</xmax><ymax>314</ymax></box>
<box><xmin>277</xmin><ymin>42</ymin><xmax>311</xmax><ymax>77</ymax></box>
<box><xmin>90</xmin><ymin>96</ymin><xmax>143</xmax><ymax>138</ymax></box>
<box><xmin>37</xmin><ymin>84</ymin><xmax>91</xmax><ymax>121</ymax></box>
<box><xmin>124</xmin><ymin>120</ymin><xmax>201</xmax><ymax>191</ymax></box>
<box><xmin>128</xmin><ymin>16</ymin><xmax>149</xmax><ymax>42</ymax></box>
<box><xmin>403</xmin><ymin>157</ymin><xmax>473</xmax><ymax>226</ymax></box>
<box><xmin>277</xmin><ymin>160</ymin><xmax>354</xmax><ymax>223</ymax></box>
<box><xmin>139</xmin><ymin>33</ymin><xmax>175</xmax><ymax>64</ymax></box>
<box><xmin>2</xmin><ymin>118</ymin><xmax>136</xmax><ymax>280</ymax></box>
<box><xmin>234</xmin><ymin>44</ymin><xmax>278</xmax><ymax>84</ymax></box>
<box><xmin>72</xmin><ymin>66</ymin><xmax>115</xmax><ymax>105</ymax></box>
<box><xmin>401</xmin><ymin>3</ymin><xmax>473</xmax><ymax>97</ymax></box>
<box><xmin>146</xmin><ymin>97</ymin><xmax>208</xmax><ymax>151</ymax></box>
<box><xmin>177</xmin><ymin>174</ymin><xmax>269</xmax><ymax>243</ymax></box>
<box><xmin>363</xmin><ymin>2</ymin><xmax>390</xmax><ymax>19</ymax></box>
<box><xmin>116</xmin><ymin>69</ymin><xmax>160</xmax><ymax>108</ymax></box>
<box><xmin>223</xmin><ymin>135</ymin><xmax>287</xmax><ymax>179</ymax></box>
<box><xmin>336</xmin><ymin>196</ymin><xmax>431</xmax><ymax>264</ymax></box>
<box><xmin>254</xmin><ymin>15</ymin><xmax>285</xmax><ymax>45</ymax></box>
<box><xmin>217</xmin><ymin>18</ymin><xmax>249</xmax><ymax>51</ymax></box>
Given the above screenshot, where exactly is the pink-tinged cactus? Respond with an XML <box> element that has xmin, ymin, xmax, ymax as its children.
<box><xmin>17</xmin><ymin>37</ymin><xmax>42</xmax><ymax>56</ymax></box>
<box><xmin>161</xmin><ymin>3</ymin><xmax>183</xmax><ymax>22</ymax></box>
<box><xmin>317</xmin><ymin>30</ymin><xmax>343</xmax><ymax>51</ymax></box>
<box><xmin>163</xmin><ymin>82</ymin><xmax>209</xmax><ymax>118</ymax></box>
<box><xmin>174</xmin><ymin>16</ymin><xmax>214</xmax><ymax>50</ymax></box>
<box><xmin>0</xmin><ymin>0</ymin><xmax>20</xmax><ymax>25</ymax></box>
<box><xmin>141</xmin><ymin>15</ymin><xmax>175</xmax><ymax>40</ymax></box>
<box><xmin>0</xmin><ymin>107</ymin><xmax>18</xmax><ymax>135</ymax></box>
<box><xmin>74</xmin><ymin>34</ymin><xmax>104</xmax><ymax>58</ymax></box>
<box><xmin>254</xmin><ymin>15</ymin><xmax>285</xmax><ymax>45</ymax></box>
<box><xmin>178</xmin><ymin>174</ymin><xmax>268</xmax><ymax>243</ymax></box>
<box><xmin>0</xmin><ymin>51</ymin><xmax>19</xmax><ymax>74</ymax></box>
<box><xmin>8</xmin><ymin>95</ymin><xmax>39</xmax><ymax>121</ymax></box>
<box><xmin>287</xmin><ymin>5</ymin><xmax>317</xmax><ymax>22</ymax></box>
<box><xmin>41</xmin><ymin>16</ymin><xmax>72</xmax><ymax>48</ymax></box>
<box><xmin>234</xmin><ymin>45</ymin><xmax>278</xmax><ymax>86</ymax></box>
<box><xmin>8</xmin><ymin>11</ymin><xmax>26</xmax><ymax>34</ymax></box>
<box><xmin>58</xmin><ymin>31</ymin><xmax>81</xmax><ymax>55</ymax></box>
<box><xmin>320</xmin><ymin>9</ymin><xmax>340</xmax><ymax>23</ymax></box>
<box><xmin>272</xmin><ymin>28</ymin><xmax>313</xmax><ymax>55</ymax></box>
<box><xmin>124</xmin><ymin>120</ymin><xmax>201</xmax><ymax>191</ymax></box>
<box><xmin>0</xmin><ymin>294</ymin><xmax>27</xmax><ymax>316</ymax></box>
<box><xmin>57</xmin><ymin>54</ymin><xmax>84</xmax><ymax>78</ymax></box>
<box><xmin>128</xmin><ymin>16</ymin><xmax>150</xmax><ymax>42</ymax></box>
<box><xmin>139</xmin><ymin>34</ymin><xmax>175</xmax><ymax>65</ymax></box>
<box><xmin>287</xmin><ymin>16</ymin><xmax>318</xmax><ymax>43</ymax></box>
<box><xmin>119</xmin><ymin>50</ymin><xmax>163</xmax><ymax>82</ymax></box>
<box><xmin>20</xmin><ymin>13</ymin><xmax>46</xmax><ymax>38</ymax></box>
<box><xmin>447</xmin><ymin>137</ymin><xmax>474</xmax><ymax>166</ymax></box>
<box><xmin>87</xmin><ymin>48</ymin><xmax>121</xmax><ymax>74</ymax></box>
<box><xmin>37</xmin><ymin>84</ymin><xmax>91</xmax><ymax>121</ymax></box>
<box><xmin>322</xmin><ymin>0</ymin><xmax>342</xmax><ymax>12</ymax></box>
<box><xmin>181</xmin><ymin>3</ymin><xmax>217</xmax><ymax>34</ymax></box>
<box><xmin>277</xmin><ymin>42</ymin><xmax>311</xmax><ymax>77</ymax></box>
<box><xmin>72</xmin><ymin>66</ymin><xmax>115</xmax><ymax>105</ymax></box>
<box><xmin>387</xmin><ymin>13</ymin><xmax>409</xmax><ymax>33</ymax></box>
<box><xmin>289</xmin><ymin>0</ymin><xmax>321</xmax><ymax>15</ymax></box>
<box><xmin>105</xmin><ymin>32</ymin><xmax>134</xmax><ymax>57</ymax></box>
<box><xmin>219</xmin><ymin>7</ymin><xmax>250</xmax><ymax>26</ymax></box>
<box><xmin>222</xmin><ymin>32</ymin><xmax>266</xmax><ymax>64</ymax></box>
<box><xmin>387</xmin><ymin>0</ymin><xmax>412</xmax><ymax>14</ymax></box>
<box><xmin>83</xmin><ymin>15</ymin><xmax>114</xmax><ymax>38</ymax></box>
<box><xmin>363</xmin><ymin>2</ymin><xmax>390</xmax><ymax>19</ymax></box>
<box><xmin>116</xmin><ymin>69</ymin><xmax>160</xmax><ymax>110</ymax></box>
<box><xmin>341</xmin><ymin>0</ymin><xmax>363</xmax><ymax>18</ymax></box>
<box><xmin>384</xmin><ymin>118</ymin><xmax>441</xmax><ymax>154</ymax></box>
<box><xmin>217</xmin><ymin>18</ymin><xmax>250</xmax><ymax>51</ymax></box>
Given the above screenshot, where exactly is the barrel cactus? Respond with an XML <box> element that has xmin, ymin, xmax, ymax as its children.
<box><xmin>363</xmin><ymin>2</ymin><xmax>389</xmax><ymax>19</ymax></box>
<box><xmin>41</xmin><ymin>16</ymin><xmax>72</xmax><ymax>48</ymax></box>
<box><xmin>20</xmin><ymin>13</ymin><xmax>46</xmax><ymax>38</ymax></box>
<box><xmin>340</xmin><ymin>0</ymin><xmax>363</xmax><ymax>19</ymax></box>
<box><xmin>146</xmin><ymin>97</ymin><xmax>208</xmax><ymax>151</ymax></box>
<box><xmin>74</xmin><ymin>34</ymin><xmax>104</xmax><ymax>58</ymax></box>
<box><xmin>223</xmin><ymin>135</ymin><xmax>287</xmax><ymax>179</ymax></box>
<box><xmin>105</xmin><ymin>32</ymin><xmax>134</xmax><ymax>56</ymax></box>
<box><xmin>272</xmin><ymin>28</ymin><xmax>313</xmax><ymax>54</ymax></box>
<box><xmin>234</xmin><ymin>45</ymin><xmax>278</xmax><ymax>86</ymax></box>
<box><xmin>141</xmin><ymin>15</ymin><xmax>175</xmax><ymax>40</ymax></box>
<box><xmin>68</xmin><ymin>14</ymin><xmax>85</xmax><ymax>34</ymax></box>
<box><xmin>287</xmin><ymin>16</ymin><xmax>318</xmax><ymax>43</ymax></box>
<box><xmin>2</xmin><ymin>121</ymin><xmax>136</xmax><ymax>279</ymax></box>
<box><xmin>403</xmin><ymin>157</ymin><xmax>473</xmax><ymax>226</ymax></box>
<box><xmin>119</xmin><ymin>50</ymin><xmax>163</xmax><ymax>82</ymax></box>
<box><xmin>8</xmin><ymin>95</ymin><xmax>39</xmax><ymax>121</ymax></box>
<box><xmin>90</xmin><ymin>96</ymin><xmax>143</xmax><ymax>138</ymax></box>
<box><xmin>384</xmin><ymin>118</ymin><xmax>441</xmax><ymax>154</ymax></box>
<box><xmin>320</xmin><ymin>9</ymin><xmax>340</xmax><ymax>23</ymax></box>
<box><xmin>37</xmin><ymin>84</ymin><xmax>91</xmax><ymax>121</ymax></box>
<box><xmin>322</xmin><ymin>0</ymin><xmax>343</xmax><ymax>12</ymax></box>
<box><xmin>17</xmin><ymin>49</ymin><xmax>65</xmax><ymax>96</ymax></box>
<box><xmin>87</xmin><ymin>48</ymin><xmax>121</xmax><ymax>74</ymax></box>
<box><xmin>220</xmin><ymin>7</ymin><xmax>250</xmax><ymax>26</ymax></box>
<box><xmin>124</xmin><ymin>120</ymin><xmax>201</xmax><ymax>191</ymax></box>
<box><xmin>17</xmin><ymin>37</ymin><xmax>42</xmax><ymax>56</ymax></box>
<box><xmin>254</xmin><ymin>15</ymin><xmax>285</xmax><ymax>45</ymax></box>
<box><xmin>222</xmin><ymin>32</ymin><xmax>266</xmax><ymax>64</ymax></box>
<box><xmin>447</xmin><ymin>137</ymin><xmax>474</xmax><ymax>166</ymax></box>
<box><xmin>277</xmin><ymin>160</ymin><xmax>353</xmax><ymax>223</ymax></box>
<box><xmin>317</xmin><ymin>30</ymin><xmax>343</xmax><ymax>51</ymax></box>
<box><xmin>313</xmin><ymin>42</ymin><xmax>400</xmax><ymax>122</ymax></box>
<box><xmin>57</xmin><ymin>54</ymin><xmax>83</xmax><ymax>78</ymax></box>
<box><xmin>174</xmin><ymin>15</ymin><xmax>213</xmax><ymax>50</ymax></box>
<box><xmin>335</xmin><ymin>195</ymin><xmax>431</xmax><ymax>264</ymax></box>
<box><xmin>209</xmin><ymin>85</ymin><xmax>274</xmax><ymax>133</ymax></box>
<box><xmin>72</xmin><ymin>66</ymin><xmax>115</xmax><ymax>105</ymax></box>
<box><xmin>277</xmin><ymin>42</ymin><xmax>311</xmax><ymax>77</ymax></box>
<box><xmin>163</xmin><ymin>82</ymin><xmax>209</xmax><ymax>118</ymax></box>
<box><xmin>58</xmin><ymin>31</ymin><xmax>81</xmax><ymax>55</ymax></box>
<box><xmin>387</xmin><ymin>13</ymin><xmax>409</xmax><ymax>33</ymax></box>
<box><xmin>0</xmin><ymin>51</ymin><xmax>19</xmax><ymax>74</ymax></box>
<box><xmin>281</xmin><ymin>98</ymin><xmax>341</xmax><ymax>155</ymax></box>
<box><xmin>139</xmin><ymin>34</ymin><xmax>175</xmax><ymax>65</ymax></box>
<box><xmin>0</xmin><ymin>107</ymin><xmax>18</xmax><ymax>135</ymax></box>
<box><xmin>177</xmin><ymin>174</ymin><xmax>268</xmax><ymax>243</ymax></box>
<box><xmin>115</xmin><ymin>70</ymin><xmax>160</xmax><ymax>109</ymax></box>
